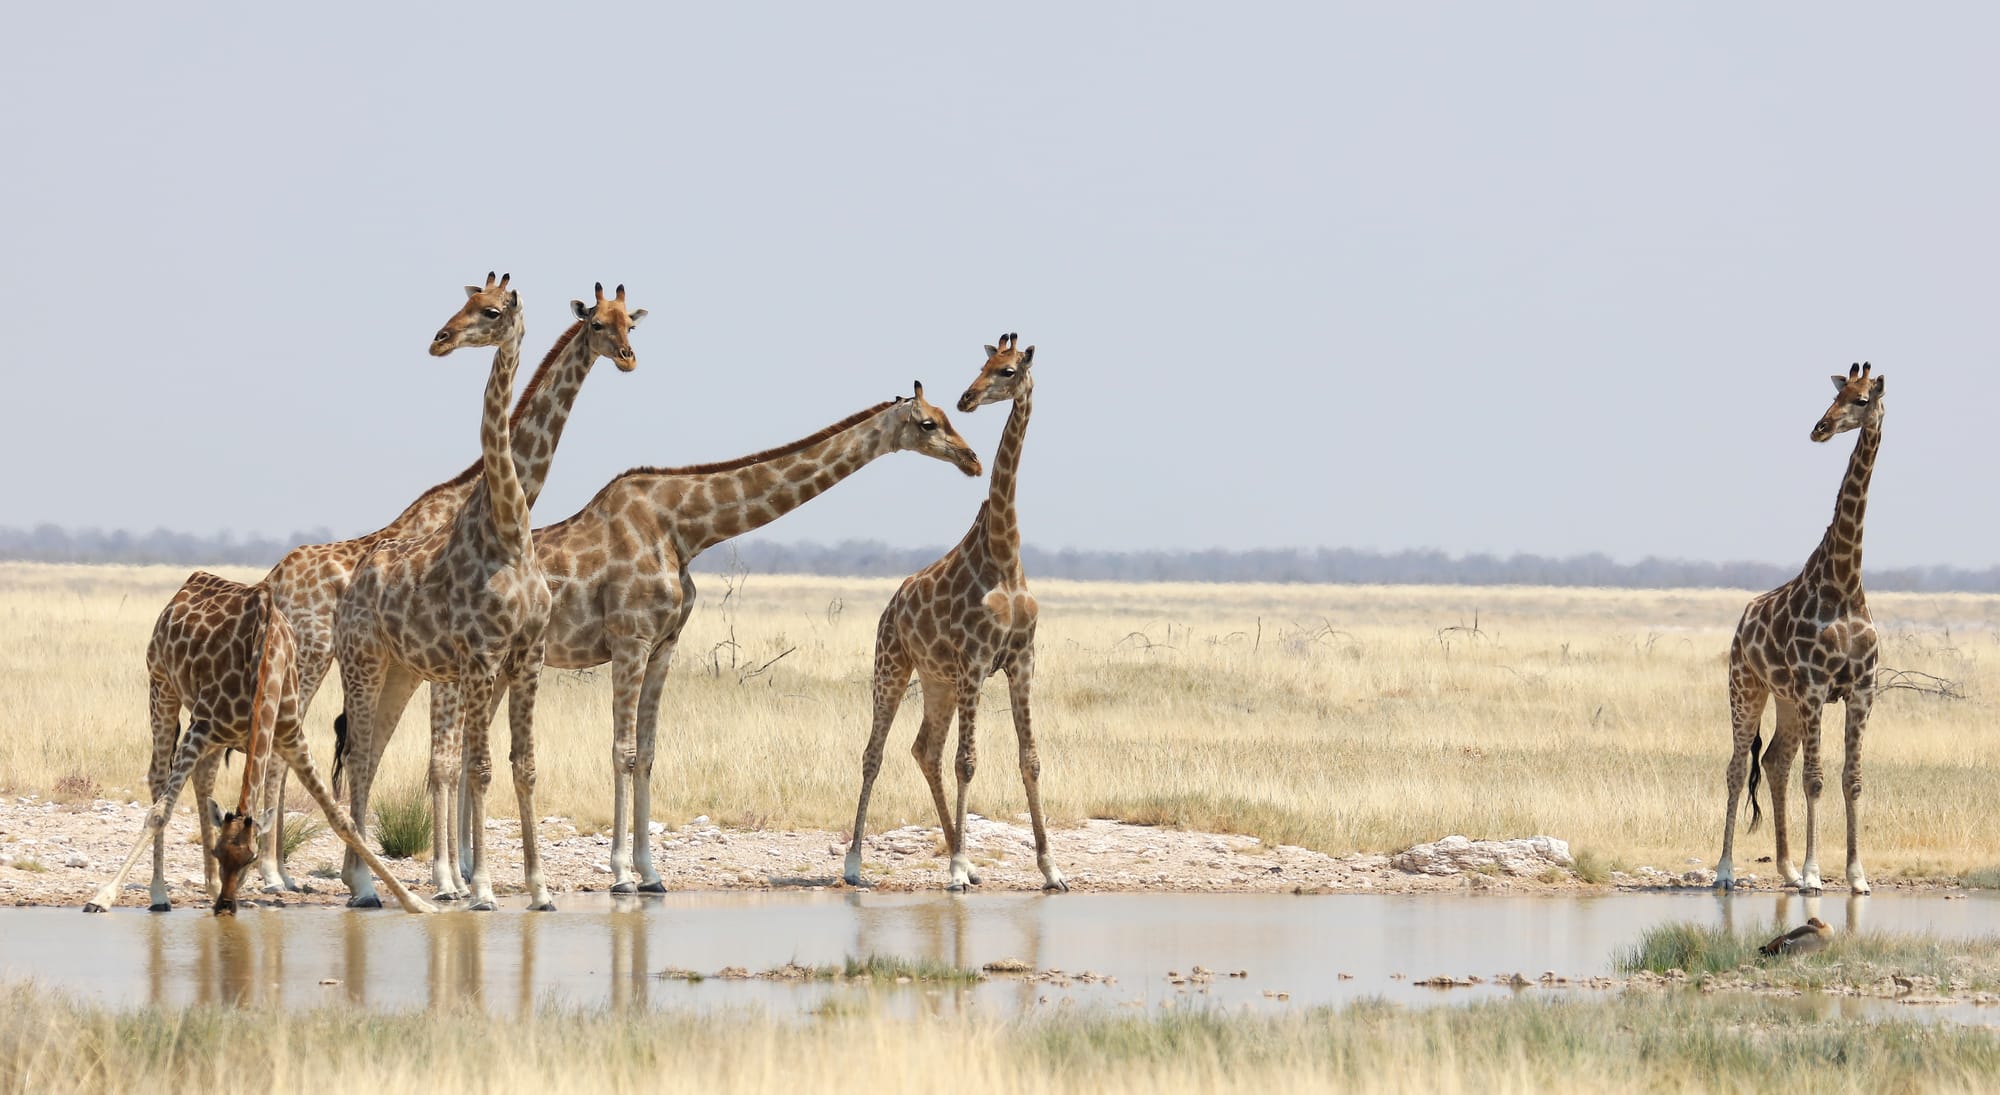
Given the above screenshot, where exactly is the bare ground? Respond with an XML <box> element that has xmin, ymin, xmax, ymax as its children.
<box><xmin>0</xmin><ymin>795</ymin><xmax>1955</xmax><ymax>909</ymax></box>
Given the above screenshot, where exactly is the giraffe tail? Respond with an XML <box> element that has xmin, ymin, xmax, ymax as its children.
<box><xmin>1745</xmin><ymin>728</ymin><xmax>1766</xmax><ymax>833</ymax></box>
<box><xmin>331</xmin><ymin>711</ymin><xmax>350</xmax><ymax>798</ymax></box>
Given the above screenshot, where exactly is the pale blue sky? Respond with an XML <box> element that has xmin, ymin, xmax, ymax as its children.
<box><xmin>2</xmin><ymin>3</ymin><xmax>1993</xmax><ymax>567</ymax></box>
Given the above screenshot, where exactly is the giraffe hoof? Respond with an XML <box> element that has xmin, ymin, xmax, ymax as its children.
<box><xmin>435</xmin><ymin>890</ymin><xmax>463</xmax><ymax>903</ymax></box>
<box><xmin>469</xmin><ymin>900</ymin><xmax>497</xmax><ymax>913</ymax></box>
<box><xmin>147</xmin><ymin>902</ymin><xmax>173</xmax><ymax>913</ymax></box>
<box><xmin>967</xmin><ymin>872</ymin><xmax>984</xmax><ymax>886</ymax></box>
<box><xmin>528</xmin><ymin>901</ymin><xmax>557</xmax><ymax>913</ymax></box>
<box><xmin>346</xmin><ymin>895</ymin><xmax>383</xmax><ymax>910</ymax></box>
<box><xmin>1043</xmin><ymin>879</ymin><xmax>1070</xmax><ymax>894</ymax></box>
<box><xmin>638</xmin><ymin>882</ymin><xmax>667</xmax><ymax>895</ymax></box>
<box><xmin>83</xmin><ymin>902</ymin><xmax>109</xmax><ymax>914</ymax></box>
<box><xmin>946</xmin><ymin>882</ymin><xmax>968</xmax><ymax>894</ymax></box>
<box><xmin>610</xmin><ymin>881</ymin><xmax>637</xmax><ymax>895</ymax></box>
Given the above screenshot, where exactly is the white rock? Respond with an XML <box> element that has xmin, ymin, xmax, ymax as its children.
<box><xmin>1389</xmin><ymin>835</ymin><xmax>1575</xmax><ymax>877</ymax></box>
<box><xmin>64</xmin><ymin>853</ymin><xmax>89</xmax><ymax>868</ymax></box>
<box><xmin>691</xmin><ymin>815</ymin><xmax>710</xmax><ymax>825</ymax></box>
<box><xmin>648</xmin><ymin>822</ymin><xmax>666</xmax><ymax>835</ymax></box>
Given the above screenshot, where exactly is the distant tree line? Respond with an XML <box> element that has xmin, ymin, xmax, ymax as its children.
<box><xmin>4</xmin><ymin>524</ymin><xmax>1997</xmax><ymax>592</ymax></box>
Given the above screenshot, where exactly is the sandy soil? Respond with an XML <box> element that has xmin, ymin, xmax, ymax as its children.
<box><xmin>0</xmin><ymin>795</ymin><xmax>1951</xmax><ymax>909</ymax></box>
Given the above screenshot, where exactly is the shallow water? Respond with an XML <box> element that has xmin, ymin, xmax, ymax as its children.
<box><xmin>3</xmin><ymin>890</ymin><xmax>1996</xmax><ymax>1022</ymax></box>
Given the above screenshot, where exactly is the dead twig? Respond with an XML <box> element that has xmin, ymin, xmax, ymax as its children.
<box><xmin>1875</xmin><ymin>667</ymin><xmax>1964</xmax><ymax>700</ymax></box>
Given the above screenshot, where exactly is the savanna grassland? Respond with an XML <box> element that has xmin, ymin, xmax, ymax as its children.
<box><xmin>2</xmin><ymin>560</ymin><xmax>1995</xmax><ymax>877</ymax></box>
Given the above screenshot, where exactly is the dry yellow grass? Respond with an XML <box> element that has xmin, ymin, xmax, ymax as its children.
<box><xmin>2</xmin><ymin>561</ymin><xmax>1994</xmax><ymax>875</ymax></box>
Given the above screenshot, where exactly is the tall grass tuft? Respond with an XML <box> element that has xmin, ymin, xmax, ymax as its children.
<box><xmin>279</xmin><ymin>816</ymin><xmax>325</xmax><ymax>861</ymax></box>
<box><xmin>1615</xmin><ymin>921</ymin><xmax>1754</xmax><ymax>977</ymax></box>
<box><xmin>372</xmin><ymin>784</ymin><xmax>431</xmax><ymax>860</ymax></box>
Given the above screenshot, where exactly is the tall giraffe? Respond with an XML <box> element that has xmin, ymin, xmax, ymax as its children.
<box><xmin>335</xmin><ymin>282</ymin><xmax>645</xmax><ymax>910</ymax></box>
<box><xmin>501</xmin><ymin>382</ymin><xmax>982</xmax><ymax>893</ymax></box>
<box><xmin>85</xmin><ymin>576</ymin><xmax>435</xmax><ymax>915</ymax></box>
<box><xmin>228</xmin><ymin>273</ymin><xmax>595</xmax><ymax>891</ymax></box>
<box><xmin>133</xmin><ymin>274</ymin><xmax>529</xmax><ymax>909</ymax></box>
<box><xmin>844</xmin><ymin>333</ymin><xmax>1067</xmax><ymax>892</ymax></box>
<box><xmin>1714</xmin><ymin>362</ymin><xmax>1885</xmax><ymax>896</ymax></box>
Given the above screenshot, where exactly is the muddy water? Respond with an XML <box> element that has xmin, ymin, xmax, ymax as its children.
<box><xmin>2</xmin><ymin>891</ymin><xmax>1995</xmax><ymax>1021</ymax></box>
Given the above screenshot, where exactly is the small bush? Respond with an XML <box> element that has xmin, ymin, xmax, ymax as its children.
<box><xmin>1572</xmin><ymin>847</ymin><xmax>1617</xmax><ymax>884</ymax></box>
<box><xmin>373</xmin><ymin>785</ymin><xmax>432</xmax><ymax>860</ymax></box>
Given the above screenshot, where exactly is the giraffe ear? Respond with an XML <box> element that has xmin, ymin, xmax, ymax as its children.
<box><xmin>508</xmin><ymin>290</ymin><xmax>520</xmax><ymax>309</ymax></box>
<box><xmin>1829</xmin><ymin>375</ymin><xmax>1849</xmax><ymax>392</ymax></box>
<box><xmin>465</xmin><ymin>285</ymin><xmax>485</xmax><ymax>299</ymax></box>
<box><xmin>1869</xmin><ymin>376</ymin><xmax>1884</xmax><ymax>396</ymax></box>
<box><xmin>984</xmin><ymin>345</ymin><xmax>999</xmax><ymax>358</ymax></box>
<box><xmin>571</xmin><ymin>299</ymin><xmax>595</xmax><ymax>320</ymax></box>
<box><xmin>627</xmin><ymin>308</ymin><xmax>648</xmax><ymax>328</ymax></box>
<box><xmin>203</xmin><ymin>799</ymin><xmax>224</xmax><ymax>832</ymax></box>
<box><xmin>1020</xmin><ymin>345</ymin><xmax>1035</xmax><ymax>365</ymax></box>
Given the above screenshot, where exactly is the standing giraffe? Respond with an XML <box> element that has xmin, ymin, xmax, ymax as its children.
<box><xmin>228</xmin><ymin>272</ymin><xmax>601</xmax><ymax>892</ymax></box>
<box><xmin>335</xmin><ymin>281</ymin><xmax>645</xmax><ymax>910</ymax></box>
<box><xmin>85</xmin><ymin>576</ymin><xmax>435</xmax><ymax>915</ymax></box>
<box><xmin>1714</xmin><ymin>362</ymin><xmax>1885</xmax><ymax>896</ymax></box>
<box><xmin>500</xmin><ymin>382</ymin><xmax>982</xmax><ymax>893</ymax></box>
<box><xmin>844</xmin><ymin>333</ymin><xmax>1067</xmax><ymax>892</ymax></box>
<box><xmin>132</xmin><ymin>274</ymin><xmax>528</xmax><ymax>909</ymax></box>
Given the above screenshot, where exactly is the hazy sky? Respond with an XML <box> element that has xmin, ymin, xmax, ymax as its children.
<box><xmin>3</xmin><ymin>4</ymin><xmax>1994</xmax><ymax>568</ymax></box>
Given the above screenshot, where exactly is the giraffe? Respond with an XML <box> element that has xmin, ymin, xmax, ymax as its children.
<box><xmin>501</xmin><ymin>381</ymin><xmax>982</xmax><ymax>894</ymax></box>
<box><xmin>843</xmin><ymin>332</ymin><xmax>1067</xmax><ymax>892</ymax></box>
<box><xmin>335</xmin><ymin>281</ymin><xmax>645</xmax><ymax>910</ymax></box>
<box><xmin>132</xmin><ymin>274</ymin><xmax>529</xmax><ymax>909</ymax></box>
<box><xmin>85</xmin><ymin>576</ymin><xmax>436</xmax><ymax>915</ymax></box>
<box><xmin>1714</xmin><ymin>362</ymin><xmax>1885</xmax><ymax>896</ymax></box>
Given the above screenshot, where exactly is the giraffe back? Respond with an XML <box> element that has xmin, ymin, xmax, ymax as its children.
<box><xmin>148</xmin><ymin>572</ymin><xmax>302</xmax><ymax>742</ymax></box>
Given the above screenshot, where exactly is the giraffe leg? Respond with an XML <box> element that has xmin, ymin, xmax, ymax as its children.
<box><xmin>426</xmin><ymin>682</ymin><xmax>468</xmax><ymax>901</ymax></box>
<box><xmin>460</xmin><ymin>673</ymin><xmax>501</xmax><ymax>911</ymax></box>
<box><xmin>845</xmin><ymin>632</ymin><xmax>915</xmax><ymax>886</ymax></box>
<box><xmin>947</xmin><ymin>677</ymin><xmax>983</xmax><ymax>893</ymax></box>
<box><xmin>910</xmin><ymin>676</ymin><xmax>959</xmax><ymax>863</ymax></box>
<box><xmin>1764</xmin><ymin>702</ymin><xmax>1805</xmax><ymax>889</ymax></box>
<box><xmin>277</xmin><ymin>734</ymin><xmax>436</xmax><ymax>915</ymax></box>
<box><xmin>506</xmin><ymin>653</ymin><xmax>555</xmax><ymax>912</ymax></box>
<box><xmin>88</xmin><ymin>734</ymin><xmax>215</xmax><ymax>913</ymax></box>
<box><xmin>1715</xmin><ymin>674</ymin><xmax>1766</xmax><ymax>890</ymax></box>
<box><xmin>631</xmin><ymin>640</ymin><xmax>676</xmax><ymax>893</ymax></box>
<box><xmin>1842</xmin><ymin>688</ymin><xmax>1872</xmax><ymax>894</ymax></box>
<box><xmin>341</xmin><ymin>661</ymin><xmax>420</xmax><ymax>908</ymax></box>
<box><xmin>257</xmin><ymin>640</ymin><xmax>332</xmax><ymax>893</ymax></box>
<box><xmin>254</xmin><ymin>756</ymin><xmax>297</xmax><ymax>894</ymax></box>
<box><xmin>605</xmin><ymin>639</ymin><xmax>651</xmax><ymax>895</ymax></box>
<box><xmin>145</xmin><ymin>681</ymin><xmax>182</xmax><ymax>911</ymax></box>
<box><xmin>191</xmin><ymin>748</ymin><xmax>222</xmax><ymax>902</ymax></box>
<box><xmin>1797</xmin><ymin>698</ymin><xmax>1827</xmax><ymax>894</ymax></box>
<box><xmin>457</xmin><ymin>684</ymin><xmax>503</xmax><ymax>884</ymax></box>
<box><xmin>1006</xmin><ymin>647</ymin><xmax>1066</xmax><ymax>892</ymax></box>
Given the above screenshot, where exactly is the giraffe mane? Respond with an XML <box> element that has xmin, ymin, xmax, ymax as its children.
<box><xmin>614</xmin><ymin>399</ymin><xmax>899</xmax><ymax>480</ymax></box>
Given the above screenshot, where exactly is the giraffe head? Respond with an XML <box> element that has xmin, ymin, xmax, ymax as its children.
<box><xmin>570</xmin><ymin>282</ymin><xmax>648</xmax><ymax>372</ymax></box>
<box><xmin>957</xmin><ymin>331</ymin><xmax>1034</xmax><ymax>412</ymax></box>
<box><xmin>891</xmin><ymin>381</ymin><xmax>982</xmax><ymax>476</ymax></box>
<box><xmin>203</xmin><ymin>800</ymin><xmax>275</xmax><ymax>917</ymax></box>
<box><xmin>431</xmin><ymin>271</ymin><xmax>524</xmax><ymax>356</ymax></box>
<box><xmin>1811</xmin><ymin>362</ymin><xmax>1885</xmax><ymax>442</ymax></box>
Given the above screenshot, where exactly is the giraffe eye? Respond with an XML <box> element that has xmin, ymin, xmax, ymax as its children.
<box><xmin>999</xmin><ymin>367</ymin><xmax>1016</xmax><ymax>378</ymax></box>
<box><xmin>591</xmin><ymin>322</ymin><xmax>604</xmax><ymax>331</ymax></box>
<box><xmin>920</xmin><ymin>420</ymin><xmax>937</xmax><ymax>431</ymax></box>
<box><xmin>481</xmin><ymin>308</ymin><xmax>501</xmax><ymax>319</ymax></box>
<box><xmin>1854</xmin><ymin>397</ymin><xmax>1870</xmax><ymax>406</ymax></box>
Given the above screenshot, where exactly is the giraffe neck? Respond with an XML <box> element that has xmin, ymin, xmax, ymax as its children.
<box><xmin>509</xmin><ymin>322</ymin><xmax>596</xmax><ymax>511</ymax></box>
<box><xmin>1804</xmin><ymin>414</ymin><xmax>1882</xmax><ymax>595</ymax></box>
<box><xmin>979</xmin><ymin>378</ymin><xmax>1032</xmax><ymax>571</ymax></box>
<box><xmin>645</xmin><ymin>401</ymin><xmax>903</xmax><ymax>559</ymax></box>
<box><xmin>466</xmin><ymin>315</ymin><xmax>532</xmax><ymax>555</ymax></box>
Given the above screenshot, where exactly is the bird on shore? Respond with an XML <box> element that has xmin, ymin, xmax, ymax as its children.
<box><xmin>1758</xmin><ymin>917</ymin><xmax>1832</xmax><ymax>956</ymax></box>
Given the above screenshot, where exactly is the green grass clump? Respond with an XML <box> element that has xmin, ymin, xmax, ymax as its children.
<box><xmin>1616</xmin><ymin>921</ymin><xmax>1754</xmax><ymax>977</ymax></box>
<box><xmin>372</xmin><ymin>785</ymin><xmax>432</xmax><ymax>860</ymax></box>
<box><xmin>279</xmin><ymin>816</ymin><xmax>326</xmax><ymax>861</ymax></box>
<box><xmin>839</xmin><ymin>954</ymin><xmax>984</xmax><ymax>983</ymax></box>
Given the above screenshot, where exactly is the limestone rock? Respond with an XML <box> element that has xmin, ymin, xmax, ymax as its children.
<box><xmin>1390</xmin><ymin>835</ymin><xmax>1573</xmax><ymax>877</ymax></box>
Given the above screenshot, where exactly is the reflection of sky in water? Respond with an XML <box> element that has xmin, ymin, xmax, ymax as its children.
<box><xmin>4</xmin><ymin>891</ymin><xmax>1997</xmax><ymax>1023</ymax></box>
